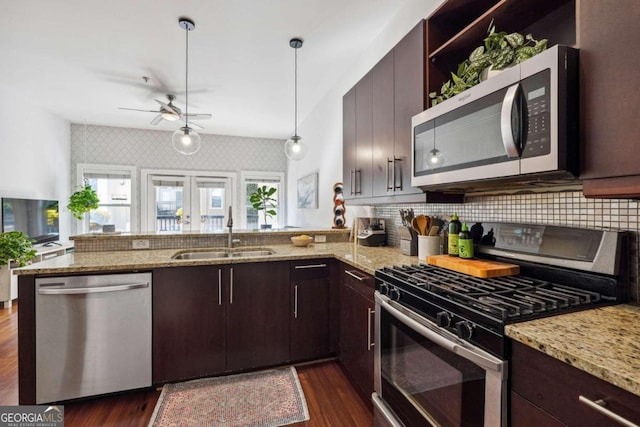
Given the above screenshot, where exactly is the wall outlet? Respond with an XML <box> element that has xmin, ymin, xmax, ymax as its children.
<box><xmin>314</xmin><ymin>235</ymin><xmax>327</xmax><ymax>243</ymax></box>
<box><xmin>132</xmin><ymin>239</ymin><xmax>150</xmax><ymax>250</ymax></box>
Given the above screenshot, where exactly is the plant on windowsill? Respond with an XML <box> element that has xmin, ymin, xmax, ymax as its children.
<box><xmin>249</xmin><ymin>185</ymin><xmax>277</xmax><ymax>229</ymax></box>
<box><xmin>67</xmin><ymin>181</ymin><xmax>100</xmax><ymax>221</ymax></box>
<box><xmin>429</xmin><ymin>20</ymin><xmax>548</xmax><ymax>106</ymax></box>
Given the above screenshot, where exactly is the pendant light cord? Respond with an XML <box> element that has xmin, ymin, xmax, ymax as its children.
<box><xmin>185</xmin><ymin>26</ymin><xmax>189</xmax><ymax>128</ymax></box>
<box><xmin>294</xmin><ymin>45</ymin><xmax>298</xmax><ymax>137</ymax></box>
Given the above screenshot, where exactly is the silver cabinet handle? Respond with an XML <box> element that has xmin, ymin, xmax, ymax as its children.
<box><xmin>579</xmin><ymin>396</ymin><xmax>639</xmax><ymax>427</ymax></box>
<box><xmin>367</xmin><ymin>307</ymin><xmax>375</xmax><ymax>350</ymax></box>
<box><xmin>294</xmin><ymin>285</ymin><xmax>299</xmax><ymax>319</ymax></box>
<box><xmin>393</xmin><ymin>157</ymin><xmax>403</xmax><ymax>191</ymax></box>
<box><xmin>350</xmin><ymin>169</ymin><xmax>355</xmax><ymax>195</ymax></box>
<box><xmin>501</xmin><ymin>83</ymin><xmax>524</xmax><ymax>158</ymax></box>
<box><xmin>229</xmin><ymin>267</ymin><xmax>234</xmax><ymax>304</ymax></box>
<box><xmin>38</xmin><ymin>282</ymin><xmax>148</xmax><ymax>295</ymax></box>
<box><xmin>218</xmin><ymin>269</ymin><xmax>222</xmax><ymax>306</ymax></box>
<box><xmin>386</xmin><ymin>158</ymin><xmax>393</xmax><ymax>191</ymax></box>
<box><xmin>345</xmin><ymin>270</ymin><xmax>367</xmax><ymax>281</ymax></box>
<box><xmin>294</xmin><ymin>264</ymin><xmax>327</xmax><ymax>269</ymax></box>
<box><xmin>355</xmin><ymin>169</ymin><xmax>362</xmax><ymax>194</ymax></box>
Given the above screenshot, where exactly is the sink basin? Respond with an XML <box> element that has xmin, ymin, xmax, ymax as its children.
<box><xmin>171</xmin><ymin>248</ymin><xmax>275</xmax><ymax>260</ymax></box>
<box><xmin>172</xmin><ymin>251</ymin><xmax>229</xmax><ymax>260</ymax></box>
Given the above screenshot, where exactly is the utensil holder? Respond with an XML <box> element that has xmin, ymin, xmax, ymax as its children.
<box><xmin>399</xmin><ymin>226</ymin><xmax>418</xmax><ymax>256</ymax></box>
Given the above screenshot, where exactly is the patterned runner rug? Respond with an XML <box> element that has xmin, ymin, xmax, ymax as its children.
<box><xmin>148</xmin><ymin>366</ymin><xmax>310</xmax><ymax>427</ymax></box>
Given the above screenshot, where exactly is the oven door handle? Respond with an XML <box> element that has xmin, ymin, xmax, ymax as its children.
<box><xmin>377</xmin><ymin>294</ymin><xmax>505</xmax><ymax>374</ymax></box>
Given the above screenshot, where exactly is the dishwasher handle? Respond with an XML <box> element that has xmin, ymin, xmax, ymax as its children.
<box><xmin>38</xmin><ymin>282</ymin><xmax>149</xmax><ymax>295</ymax></box>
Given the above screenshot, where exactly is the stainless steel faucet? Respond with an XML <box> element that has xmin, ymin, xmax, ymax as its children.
<box><xmin>227</xmin><ymin>206</ymin><xmax>233</xmax><ymax>248</ymax></box>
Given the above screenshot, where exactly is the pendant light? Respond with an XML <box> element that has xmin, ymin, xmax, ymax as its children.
<box><xmin>284</xmin><ymin>38</ymin><xmax>308</xmax><ymax>161</ymax></box>
<box><xmin>172</xmin><ymin>18</ymin><xmax>201</xmax><ymax>155</ymax></box>
<box><xmin>425</xmin><ymin>134</ymin><xmax>444</xmax><ymax>169</ymax></box>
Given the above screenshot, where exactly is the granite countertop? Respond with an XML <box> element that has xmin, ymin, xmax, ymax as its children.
<box><xmin>506</xmin><ymin>304</ymin><xmax>640</xmax><ymax>397</ymax></box>
<box><xmin>14</xmin><ymin>242</ymin><xmax>417</xmax><ymax>276</ymax></box>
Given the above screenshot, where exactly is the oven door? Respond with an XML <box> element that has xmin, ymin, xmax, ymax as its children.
<box><xmin>373</xmin><ymin>292</ymin><xmax>507</xmax><ymax>427</ymax></box>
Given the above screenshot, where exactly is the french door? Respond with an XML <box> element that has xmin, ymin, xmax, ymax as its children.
<box><xmin>142</xmin><ymin>170</ymin><xmax>235</xmax><ymax>233</ymax></box>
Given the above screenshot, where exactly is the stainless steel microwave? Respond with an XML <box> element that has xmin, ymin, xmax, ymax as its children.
<box><xmin>411</xmin><ymin>45</ymin><xmax>578</xmax><ymax>192</ymax></box>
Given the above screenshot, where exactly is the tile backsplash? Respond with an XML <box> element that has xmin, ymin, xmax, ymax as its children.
<box><xmin>372</xmin><ymin>191</ymin><xmax>639</xmax><ymax>303</ymax></box>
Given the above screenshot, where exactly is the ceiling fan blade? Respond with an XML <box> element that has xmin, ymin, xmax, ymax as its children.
<box><xmin>150</xmin><ymin>114</ymin><xmax>163</xmax><ymax>125</ymax></box>
<box><xmin>187</xmin><ymin>120</ymin><xmax>205</xmax><ymax>130</ymax></box>
<box><xmin>119</xmin><ymin>107</ymin><xmax>162</xmax><ymax>113</ymax></box>
<box><xmin>155</xmin><ymin>99</ymin><xmax>180</xmax><ymax>116</ymax></box>
<box><xmin>182</xmin><ymin>113</ymin><xmax>212</xmax><ymax>120</ymax></box>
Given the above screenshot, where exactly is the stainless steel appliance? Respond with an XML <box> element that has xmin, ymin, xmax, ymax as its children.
<box><xmin>35</xmin><ymin>272</ymin><xmax>152</xmax><ymax>403</ymax></box>
<box><xmin>372</xmin><ymin>223</ymin><xmax>627</xmax><ymax>426</ymax></box>
<box><xmin>411</xmin><ymin>45</ymin><xmax>578</xmax><ymax>192</ymax></box>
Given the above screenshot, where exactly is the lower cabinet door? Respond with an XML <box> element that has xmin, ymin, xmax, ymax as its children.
<box><xmin>226</xmin><ymin>262</ymin><xmax>290</xmax><ymax>371</ymax></box>
<box><xmin>153</xmin><ymin>266</ymin><xmax>226</xmax><ymax>383</ymax></box>
<box><xmin>290</xmin><ymin>277</ymin><xmax>331</xmax><ymax>361</ymax></box>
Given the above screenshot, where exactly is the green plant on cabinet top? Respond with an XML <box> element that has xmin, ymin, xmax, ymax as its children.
<box><xmin>429</xmin><ymin>21</ymin><xmax>548</xmax><ymax>106</ymax></box>
<box><xmin>0</xmin><ymin>231</ymin><xmax>36</xmax><ymax>267</ymax></box>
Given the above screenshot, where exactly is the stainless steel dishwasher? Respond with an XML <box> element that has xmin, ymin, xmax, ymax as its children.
<box><xmin>35</xmin><ymin>272</ymin><xmax>152</xmax><ymax>403</ymax></box>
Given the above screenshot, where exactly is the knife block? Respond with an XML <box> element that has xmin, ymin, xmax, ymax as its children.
<box><xmin>398</xmin><ymin>226</ymin><xmax>418</xmax><ymax>256</ymax></box>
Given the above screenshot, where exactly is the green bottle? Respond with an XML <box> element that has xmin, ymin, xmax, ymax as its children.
<box><xmin>447</xmin><ymin>213</ymin><xmax>461</xmax><ymax>256</ymax></box>
<box><xmin>458</xmin><ymin>223</ymin><xmax>474</xmax><ymax>259</ymax></box>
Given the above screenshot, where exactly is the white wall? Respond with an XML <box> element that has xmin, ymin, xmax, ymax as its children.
<box><xmin>286</xmin><ymin>0</ymin><xmax>442</xmax><ymax>228</ymax></box>
<box><xmin>0</xmin><ymin>85</ymin><xmax>71</xmax><ymax>241</ymax></box>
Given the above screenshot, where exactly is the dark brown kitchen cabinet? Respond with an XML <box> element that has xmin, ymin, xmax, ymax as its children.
<box><xmin>343</xmin><ymin>86</ymin><xmax>357</xmax><ymax>200</ymax></box>
<box><xmin>225</xmin><ymin>262</ymin><xmax>290</xmax><ymax>371</ymax></box>
<box><xmin>153</xmin><ymin>266</ymin><xmax>226</xmax><ymax>383</ymax></box>
<box><xmin>339</xmin><ymin>266</ymin><xmax>375</xmax><ymax>407</ymax></box>
<box><xmin>153</xmin><ymin>262</ymin><xmax>290</xmax><ymax>383</ymax></box>
<box><xmin>289</xmin><ymin>260</ymin><xmax>332</xmax><ymax>361</ymax></box>
<box><xmin>354</xmin><ymin>70</ymin><xmax>374</xmax><ymax>199</ymax></box>
<box><xmin>344</xmin><ymin>20</ymin><xmax>426</xmax><ymax>204</ymax></box>
<box><xmin>510</xmin><ymin>340</ymin><xmax>640</xmax><ymax>426</ymax></box>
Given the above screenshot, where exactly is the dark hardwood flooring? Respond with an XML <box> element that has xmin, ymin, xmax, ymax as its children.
<box><xmin>0</xmin><ymin>302</ymin><xmax>373</xmax><ymax>426</ymax></box>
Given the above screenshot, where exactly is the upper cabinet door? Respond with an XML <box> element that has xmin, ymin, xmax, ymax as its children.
<box><xmin>343</xmin><ymin>87</ymin><xmax>357</xmax><ymax>199</ymax></box>
<box><xmin>372</xmin><ymin>51</ymin><xmax>396</xmax><ymax>197</ymax></box>
<box><xmin>355</xmin><ymin>70</ymin><xmax>374</xmax><ymax>199</ymax></box>
<box><xmin>394</xmin><ymin>20</ymin><xmax>425</xmax><ymax>196</ymax></box>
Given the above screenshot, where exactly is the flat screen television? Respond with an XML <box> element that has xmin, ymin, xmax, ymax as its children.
<box><xmin>1</xmin><ymin>198</ymin><xmax>60</xmax><ymax>245</ymax></box>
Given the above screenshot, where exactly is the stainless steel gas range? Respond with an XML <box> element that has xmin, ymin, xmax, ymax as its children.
<box><xmin>372</xmin><ymin>222</ymin><xmax>628</xmax><ymax>427</ymax></box>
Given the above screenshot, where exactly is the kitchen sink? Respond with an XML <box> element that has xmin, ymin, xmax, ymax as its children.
<box><xmin>171</xmin><ymin>248</ymin><xmax>275</xmax><ymax>260</ymax></box>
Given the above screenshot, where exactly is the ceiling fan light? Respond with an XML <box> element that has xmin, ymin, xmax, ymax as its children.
<box><xmin>161</xmin><ymin>111</ymin><xmax>180</xmax><ymax>121</ymax></box>
<box><xmin>172</xmin><ymin>126</ymin><xmax>201</xmax><ymax>155</ymax></box>
<box><xmin>285</xmin><ymin>135</ymin><xmax>307</xmax><ymax>160</ymax></box>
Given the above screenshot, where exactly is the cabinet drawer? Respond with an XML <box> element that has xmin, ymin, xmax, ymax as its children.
<box><xmin>343</xmin><ymin>268</ymin><xmax>374</xmax><ymax>301</ymax></box>
<box><xmin>511</xmin><ymin>340</ymin><xmax>640</xmax><ymax>426</ymax></box>
<box><xmin>290</xmin><ymin>259</ymin><xmax>331</xmax><ymax>281</ymax></box>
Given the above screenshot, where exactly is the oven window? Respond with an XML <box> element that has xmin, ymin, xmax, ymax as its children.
<box><xmin>380</xmin><ymin>309</ymin><xmax>486</xmax><ymax>427</ymax></box>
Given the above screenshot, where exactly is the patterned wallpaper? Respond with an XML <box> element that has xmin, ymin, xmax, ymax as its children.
<box><xmin>69</xmin><ymin>124</ymin><xmax>287</xmax><ymax>233</ymax></box>
<box><xmin>372</xmin><ymin>191</ymin><xmax>639</xmax><ymax>303</ymax></box>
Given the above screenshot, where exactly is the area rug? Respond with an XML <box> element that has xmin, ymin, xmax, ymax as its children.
<box><xmin>148</xmin><ymin>366</ymin><xmax>310</xmax><ymax>427</ymax></box>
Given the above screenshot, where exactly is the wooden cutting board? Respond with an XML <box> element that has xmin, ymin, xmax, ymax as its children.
<box><xmin>427</xmin><ymin>255</ymin><xmax>520</xmax><ymax>278</ymax></box>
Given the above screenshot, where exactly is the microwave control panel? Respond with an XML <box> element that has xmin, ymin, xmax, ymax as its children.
<box><xmin>522</xmin><ymin>69</ymin><xmax>551</xmax><ymax>158</ymax></box>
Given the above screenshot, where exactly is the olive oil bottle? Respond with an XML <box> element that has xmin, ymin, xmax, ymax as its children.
<box><xmin>458</xmin><ymin>222</ymin><xmax>474</xmax><ymax>259</ymax></box>
<box><xmin>447</xmin><ymin>213</ymin><xmax>461</xmax><ymax>256</ymax></box>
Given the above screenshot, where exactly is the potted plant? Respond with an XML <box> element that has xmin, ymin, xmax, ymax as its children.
<box><xmin>68</xmin><ymin>182</ymin><xmax>100</xmax><ymax>221</ymax></box>
<box><xmin>249</xmin><ymin>185</ymin><xmax>278</xmax><ymax>229</ymax></box>
<box><xmin>0</xmin><ymin>231</ymin><xmax>37</xmax><ymax>302</ymax></box>
<box><xmin>429</xmin><ymin>21</ymin><xmax>547</xmax><ymax>106</ymax></box>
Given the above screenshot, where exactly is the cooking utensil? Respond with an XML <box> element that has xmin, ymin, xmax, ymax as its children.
<box><xmin>428</xmin><ymin>225</ymin><xmax>440</xmax><ymax>236</ymax></box>
<box><xmin>413</xmin><ymin>215</ymin><xmax>429</xmax><ymax>235</ymax></box>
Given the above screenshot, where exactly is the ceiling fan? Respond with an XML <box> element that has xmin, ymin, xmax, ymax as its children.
<box><xmin>118</xmin><ymin>93</ymin><xmax>212</xmax><ymax>129</ymax></box>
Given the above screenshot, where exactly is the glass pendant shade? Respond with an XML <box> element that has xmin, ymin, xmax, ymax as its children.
<box><xmin>285</xmin><ymin>135</ymin><xmax>307</xmax><ymax>160</ymax></box>
<box><xmin>172</xmin><ymin>126</ymin><xmax>201</xmax><ymax>155</ymax></box>
<box><xmin>426</xmin><ymin>148</ymin><xmax>445</xmax><ymax>168</ymax></box>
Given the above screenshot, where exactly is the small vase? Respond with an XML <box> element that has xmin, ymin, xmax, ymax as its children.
<box><xmin>260</xmin><ymin>224</ymin><xmax>272</xmax><ymax>230</ymax></box>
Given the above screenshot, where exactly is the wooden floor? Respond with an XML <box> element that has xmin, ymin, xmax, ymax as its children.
<box><xmin>0</xmin><ymin>302</ymin><xmax>373</xmax><ymax>426</ymax></box>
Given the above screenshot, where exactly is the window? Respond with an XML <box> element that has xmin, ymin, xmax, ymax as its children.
<box><xmin>76</xmin><ymin>164</ymin><xmax>136</xmax><ymax>233</ymax></box>
<box><xmin>141</xmin><ymin>169</ymin><xmax>236</xmax><ymax>233</ymax></box>
<box><xmin>240</xmin><ymin>171</ymin><xmax>285</xmax><ymax>229</ymax></box>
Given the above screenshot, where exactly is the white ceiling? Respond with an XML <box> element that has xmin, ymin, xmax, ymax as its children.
<box><xmin>0</xmin><ymin>0</ymin><xmax>417</xmax><ymax>139</ymax></box>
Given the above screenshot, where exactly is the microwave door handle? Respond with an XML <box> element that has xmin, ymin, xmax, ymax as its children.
<box><xmin>501</xmin><ymin>83</ymin><xmax>523</xmax><ymax>158</ymax></box>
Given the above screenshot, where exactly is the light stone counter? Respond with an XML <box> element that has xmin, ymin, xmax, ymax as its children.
<box><xmin>505</xmin><ymin>304</ymin><xmax>640</xmax><ymax>397</ymax></box>
<box><xmin>14</xmin><ymin>242</ymin><xmax>418</xmax><ymax>276</ymax></box>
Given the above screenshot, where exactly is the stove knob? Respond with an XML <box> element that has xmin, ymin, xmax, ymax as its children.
<box><xmin>389</xmin><ymin>288</ymin><xmax>401</xmax><ymax>301</ymax></box>
<box><xmin>436</xmin><ymin>311</ymin><xmax>452</xmax><ymax>328</ymax></box>
<box><xmin>378</xmin><ymin>283</ymin><xmax>389</xmax><ymax>296</ymax></box>
<box><xmin>455</xmin><ymin>321</ymin><xmax>474</xmax><ymax>340</ymax></box>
